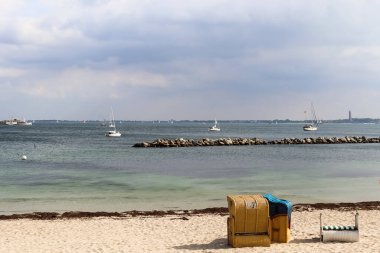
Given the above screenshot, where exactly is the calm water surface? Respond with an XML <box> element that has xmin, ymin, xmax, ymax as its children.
<box><xmin>0</xmin><ymin>121</ymin><xmax>380</xmax><ymax>214</ymax></box>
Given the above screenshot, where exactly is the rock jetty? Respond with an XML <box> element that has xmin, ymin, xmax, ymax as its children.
<box><xmin>133</xmin><ymin>136</ymin><xmax>380</xmax><ymax>148</ymax></box>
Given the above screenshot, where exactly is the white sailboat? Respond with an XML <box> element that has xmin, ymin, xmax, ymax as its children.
<box><xmin>105</xmin><ymin>108</ymin><xmax>121</xmax><ymax>137</ymax></box>
<box><xmin>5</xmin><ymin>119</ymin><xmax>17</xmax><ymax>125</ymax></box>
<box><xmin>18</xmin><ymin>118</ymin><xmax>33</xmax><ymax>126</ymax></box>
<box><xmin>208</xmin><ymin>119</ymin><xmax>221</xmax><ymax>131</ymax></box>
<box><xmin>303</xmin><ymin>103</ymin><xmax>319</xmax><ymax>131</ymax></box>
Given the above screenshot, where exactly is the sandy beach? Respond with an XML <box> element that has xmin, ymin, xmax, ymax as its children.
<box><xmin>0</xmin><ymin>203</ymin><xmax>379</xmax><ymax>253</ymax></box>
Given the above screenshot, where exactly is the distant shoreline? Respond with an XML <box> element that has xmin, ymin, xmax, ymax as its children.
<box><xmin>1</xmin><ymin>119</ymin><xmax>380</xmax><ymax>124</ymax></box>
<box><xmin>1</xmin><ymin>201</ymin><xmax>379</xmax><ymax>220</ymax></box>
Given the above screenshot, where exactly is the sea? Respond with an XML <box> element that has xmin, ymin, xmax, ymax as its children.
<box><xmin>1</xmin><ymin>121</ymin><xmax>379</xmax><ymax>214</ymax></box>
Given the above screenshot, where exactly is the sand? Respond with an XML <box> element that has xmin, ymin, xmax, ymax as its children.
<box><xmin>0</xmin><ymin>209</ymin><xmax>379</xmax><ymax>253</ymax></box>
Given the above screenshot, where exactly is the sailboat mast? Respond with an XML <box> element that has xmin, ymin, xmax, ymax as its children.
<box><xmin>111</xmin><ymin>107</ymin><xmax>116</xmax><ymax>130</ymax></box>
<box><xmin>310</xmin><ymin>103</ymin><xmax>319</xmax><ymax>126</ymax></box>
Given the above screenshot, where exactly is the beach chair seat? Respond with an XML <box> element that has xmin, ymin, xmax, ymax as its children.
<box><xmin>320</xmin><ymin>212</ymin><xmax>359</xmax><ymax>242</ymax></box>
<box><xmin>227</xmin><ymin>195</ymin><xmax>271</xmax><ymax>247</ymax></box>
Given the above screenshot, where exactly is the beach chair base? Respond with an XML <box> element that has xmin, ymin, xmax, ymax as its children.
<box><xmin>270</xmin><ymin>215</ymin><xmax>291</xmax><ymax>243</ymax></box>
<box><xmin>228</xmin><ymin>217</ymin><xmax>271</xmax><ymax>247</ymax></box>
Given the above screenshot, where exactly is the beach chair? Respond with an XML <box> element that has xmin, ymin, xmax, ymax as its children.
<box><xmin>227</xmin><ymin>195</ymin><xmax>271</xmax><ymax>247</ymax></box>
<box><xmin>320</xmin><ymin>212</ymin><xmax>359</xmax><ymax>242</ymax></box>
<box><xmin>263</xmin><ymin>193</ymin><xmax>292</xmax><ymax>243</ymax></box>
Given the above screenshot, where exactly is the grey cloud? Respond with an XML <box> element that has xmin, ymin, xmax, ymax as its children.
<box><xmin>2</xmin><ymin>1</ymin><xmax>380</xmax><ymax>120</ymax></box>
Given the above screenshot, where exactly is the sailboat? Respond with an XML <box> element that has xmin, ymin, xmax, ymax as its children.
<box><xmin>5</xmin><ymin>118</ymin><xmax>17</xmax><ymax>125</ymax></box>
<box><xmin>208</xmin><ymin>119</ymin><xmax>221</xmax><ymax>131</ymax></box>
<box><xmin>303</xmin><ymin>103</ymin><xmax>319</xmax><ymax>131</ymax></box>
<box><xmin>18</xmin><ymin>118</ymin><xmax>33</xmax><ymax>126</ymax></box>
<box><xmin>105</xmin><ymin>108</ymin><xmax>121</xmax><ymax>137</ymax></box>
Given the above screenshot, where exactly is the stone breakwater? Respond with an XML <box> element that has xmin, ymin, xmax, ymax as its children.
<box><xmin>133</xmin><ymin>136</ymin><xmax>380</xmax><ymax>148</ymax></box>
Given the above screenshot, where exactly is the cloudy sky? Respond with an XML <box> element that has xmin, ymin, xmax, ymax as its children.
<box><xmin>1</xmin><ymin>0</ymin><xmax>380</xmax><ymax>120</ymax></box>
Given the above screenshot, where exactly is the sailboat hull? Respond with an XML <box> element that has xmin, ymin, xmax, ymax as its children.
<box><xmin>19</xmin><ymin>122</ymin><xmax>32</xmax><ymax>126</ymax></box>
<box><xmin>105</xmin><ymin>131</ymin><xmax>121</xmax><ymax>137</ymax></box>
<box><xmin>303</xmin><ymin>125</ymin><xmax>318</xmax><ymax>131</ymax></box>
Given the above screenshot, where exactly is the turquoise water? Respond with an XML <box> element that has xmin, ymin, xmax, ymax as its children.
<box><xmin>0</xmin><ymin>122</ymin><xmax>380</xmax><ymax>214</ymax></box>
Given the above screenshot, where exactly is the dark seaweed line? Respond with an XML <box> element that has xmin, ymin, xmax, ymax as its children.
<box><xmin>1</xmin><ymin>201</ymin><xmax>379</xmax><ymax>220</ymax></box>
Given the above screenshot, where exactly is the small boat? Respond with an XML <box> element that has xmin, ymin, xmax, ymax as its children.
<box><xmin>106</xmin><ymin>129</ymin><xmax>121</xmax><ymax>137</ymax></box>
<box><xmin>105</xmin><ymin>108</ymin><xmax>121</xmax><ymax>137</ymax></box>
<box><xmin>5</xmin><ymin>119</ymin><xmax>17</xmax><ymax>125</ymax></box>
<box><xmin>209</xmin><ymin>119</ymin><xmax>221</xmax><ymax>131</ymax></box>
<box><xmin>18</xmin><ymin>118</ymin><xmax>33</xmax><ymax>126</ymax></box>
<box><xmin>303</xmin><ymin>103</ymin><xmax>319</xmax><ymax>131</ymax></box>
<box><xmin>303</xmin><ymin>124</ymin><xmax>318</xmax><ymax>131</ymax></box>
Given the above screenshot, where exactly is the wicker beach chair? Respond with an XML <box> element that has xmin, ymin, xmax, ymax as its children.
<box><xmin>320</xmin><ymin>212</ymin><xmax>359</xmax><ymax>242</ymax></box>
<box><xmin>227</xmin><ymin>195</ymin><xmax>271</xmax><ymax>247</ymax></box>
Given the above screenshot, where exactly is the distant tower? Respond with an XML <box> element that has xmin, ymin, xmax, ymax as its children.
<box><xmin>349</xmin><ymin>110</ymin><xmax>352</xmax><ymax>121</ymax></box>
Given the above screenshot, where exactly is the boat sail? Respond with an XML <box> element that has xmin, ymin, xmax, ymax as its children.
<box><xmin>303</xmin><ymin>103</ymin><xmax>319</xmax><ymax>131</ymax></box>
<box><xmin>108</xmin><ymin>116</ymin><xmax>115</xmax><ymax>128</ymax></box>
<box><xmin>105</xmin><ymin>108</ymin><xmax>121</xmax><ymax>137</ymax></box>
<box><xmin>208</xmin><ymin>119</ymin><xmax>221</xmax><ymax>131</ymax></box>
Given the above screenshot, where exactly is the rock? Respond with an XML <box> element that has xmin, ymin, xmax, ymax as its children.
<box><xmin>132</xmin><ymin>136</ymin><xmax>379</xmax><ymax>148</ymax></box>
<box><xmin>225</xmin><ymin>138</ymin><xmax>233</xmax><ymax>145</ymax></box>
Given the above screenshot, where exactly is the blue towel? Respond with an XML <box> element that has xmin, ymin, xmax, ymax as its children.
<box><xmin>264</xmin><ymin>193</ymin><xmax>292</xmax><ymax>227</ymax></box>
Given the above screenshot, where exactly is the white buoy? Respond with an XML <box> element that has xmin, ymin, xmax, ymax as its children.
<box><xmin>21</xmin><ymin>155</ymin><xmax>27</xmax><ymax>160</ymax></box>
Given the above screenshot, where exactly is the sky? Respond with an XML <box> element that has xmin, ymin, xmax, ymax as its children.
<box><xmin>1</xmin><ymin>0</ymin><xmax>380</xmax><ymax>121</ymax></box>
